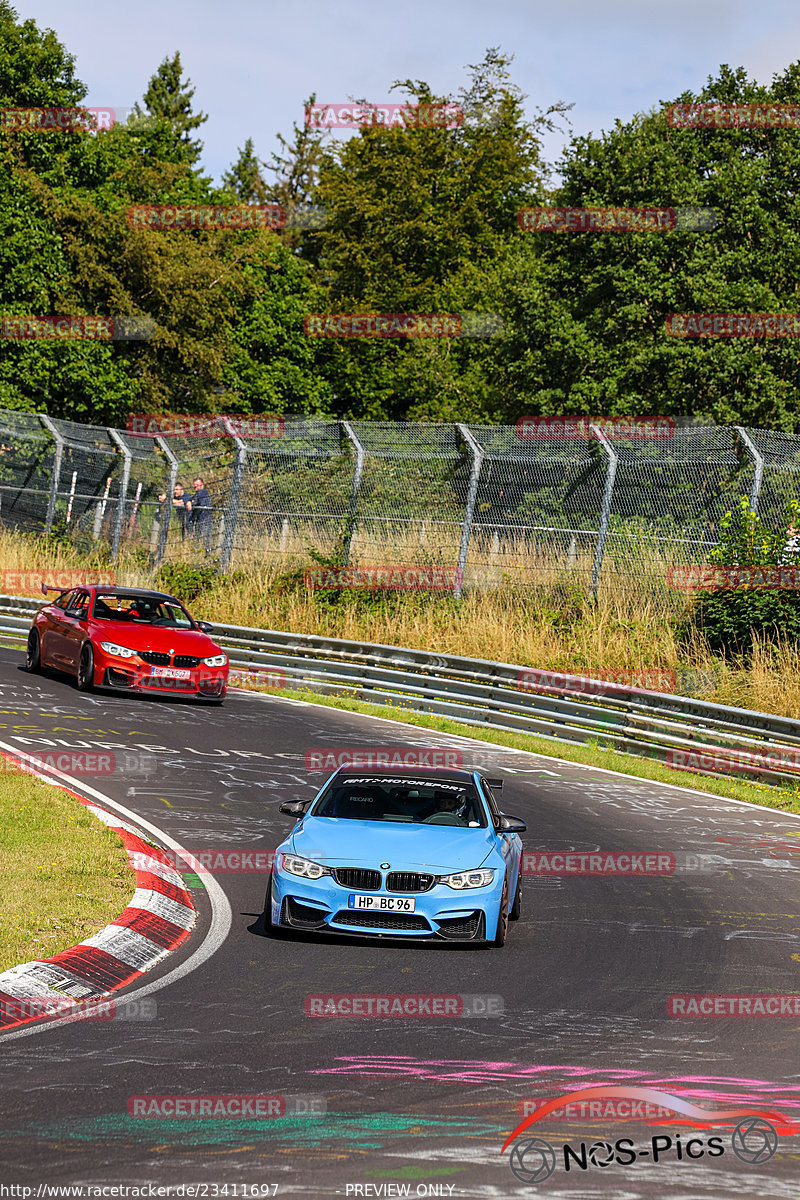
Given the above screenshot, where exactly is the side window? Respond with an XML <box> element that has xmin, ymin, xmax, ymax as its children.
<box><xmin>479</xmin><ymin>777</ymin><xmax>501</xmax><ymax>823</ymax></box>
<box><xmin>65</xmin><ymin>591</ymin><xmax>89</xmax><ymax>618</ymax></box>
<box><xmin>52</xmin><ymin>590</ymin><xmax>74</xmax><ymax>612</ymax></box>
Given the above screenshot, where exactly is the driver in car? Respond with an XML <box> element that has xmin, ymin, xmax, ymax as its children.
<box><xmin>126</xmin><ymin>599</ymin><xmax>160</xmax><ymax>622</ymax></box>
<box><xmin>439</xmin><ymin>791</ymin><xmax>469</xmax><ymax>821</ymax></box>
<box><xmin>422</xmin><ymin>789</ymin><xmax>470</xmax><ymax>824</ymax></box>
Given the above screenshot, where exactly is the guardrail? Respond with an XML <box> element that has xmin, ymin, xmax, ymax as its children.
<box><xmin>0</xmin><ymin>593</ymin><xmax>794</xmax><ymax>789</ymax></box>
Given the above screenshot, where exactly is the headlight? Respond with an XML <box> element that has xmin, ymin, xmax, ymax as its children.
<box><xmin>278</xmin><ymin>853</ymin><xmax>331</xmax><ymax>880</ymax></box>
<box><xmin>99</xmin><ymin>641</ymin><xmax>137</xmax><ymax>659</ymax></box>
<box><xmin>438</xmin><ymin>868</ymin><xmax>495</xmax><ymax>890</ymax></box>
<box><xmin>203</xmin><ymin>653</ymin><xmax>228</xmax><ymax>667</ymax></box>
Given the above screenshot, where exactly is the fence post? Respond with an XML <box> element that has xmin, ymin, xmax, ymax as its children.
<box><xmin>219</xmin><ymin>418</ymin><xmax>247</xmax><ymax>573</ymax></box>
<box><xmin>39</xmin><ymin>415</ymin><xmax>64</xmax><ymax>533</ymax></box>
<box><xmin>108</xmin><ymin>429</ymin><xmax>131</xmax><ymax>561</ymax></box>
<box><xmin>736</xmin><ymin>427</ymin><xmax>764</xmax><ymax>513</ymax></box>
<box><xmin>589</xmin><ymin>423</ymin><xmax>618</xmax><ymax>598</ymax></box>
<box><xmin>154</xmin><ymin>436</ymin><xmax>178</xmax><ymax>566</ymax></box>
<box><xmin>341</xmin><ymin>420</ymin><xmax>365</xmax><ymax>566</ymax></box>
<box><xmin>454</xmin><ymin>424</ymin><xmax>484</xmax><ymax>599</ymax></box>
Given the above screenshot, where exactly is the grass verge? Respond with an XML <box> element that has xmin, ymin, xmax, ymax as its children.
<box><xmin>249</xmin><ymin>684</ymin><xmax>800</xmax><ymax>817</ymax></box>
<box><xmin>0</xmin><ymin>768</ymin><xmax>132</xmax><ymax>972</ymax></box>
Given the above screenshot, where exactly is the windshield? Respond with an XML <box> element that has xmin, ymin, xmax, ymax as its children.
<box><xmin>91</xmin><ymin>593</ymin><xmax>194</xmax><ymax>629</ymax></box>
<box><xmin>312</xmin><ymin>776</ymin><xmax>487</xmax><ymax>827</ymax></box>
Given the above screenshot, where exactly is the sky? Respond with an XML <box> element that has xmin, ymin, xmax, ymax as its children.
<box><xmin>14</xmin><ymin>0</ymin><xmax>800</xmax><ymax>186</ymax></box>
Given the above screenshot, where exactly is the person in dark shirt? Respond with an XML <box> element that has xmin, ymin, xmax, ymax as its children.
<box><xmin>157</xmin><ymin>481</ymin><xmax>192</xmax><ymax>540</ymax></box>
<box><xmin>191</xmin><ymin>476</ymin><xmax>212</xmax><ymax>550</ymax></box>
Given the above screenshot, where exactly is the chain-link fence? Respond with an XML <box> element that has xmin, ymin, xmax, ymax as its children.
<box><xmin>0</xmin><ymin>410</ymin><xmax>795</xmax><ymax>595</ymax></box>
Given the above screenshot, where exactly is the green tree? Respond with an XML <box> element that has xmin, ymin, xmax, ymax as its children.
<box><xmin>0</xmin><ymin>7</ymin><xmax>268</xmax><ymax>423</ymax></box>
<box><xmin>496</xmin><ymin>62</ymin><xmax>800</xmax><ymax>427</ymax></box>
<box><xmin>223</xmin><ymin>138</ymin><xmax>268</xmax><ymax>203</ymax></box>
<box><xmin>136</xmin><ymin>51</ymin><xmax>207</xmax><ymax>167</ymax></box>
<box><xmin>263</xmin><ymin>95</ymin><xmax>328</xmax><ymax>214</ymax></box>
<box><xmin>308</xmin><ymin>50</ymin><xmax>568</xmax><ymax>418</ymax></box>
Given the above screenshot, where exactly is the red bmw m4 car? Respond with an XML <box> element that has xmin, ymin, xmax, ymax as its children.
<box><xmin>26</xmin><ymin>585</ymin><xmax>229</xmax><ymax>703</ymax></box>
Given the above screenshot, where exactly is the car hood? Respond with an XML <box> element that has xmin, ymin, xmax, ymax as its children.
<box><xmin>88</xmin><ymin>620</ymin><xmax>222</xmax><ymax>656</ymax></box>
<box><xmin>289</xmin><ymin>817</ymin><xmax>495</xmax><ymax>872</ymax></box>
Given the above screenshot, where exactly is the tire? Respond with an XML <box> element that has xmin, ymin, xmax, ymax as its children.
<box><xmin>26</xmin><ymin>630</ymin><xmax>41</xmax><ymax>674</ymax></box>
<box><xmin>510</xmin><ymin>871</ymin><xmax>522</xmax><ymax>921</ymax></box>
<box><xmin>77</xmin><ymin>643</ymin><xmax>95</xmax><ymax>692</ymax></box>
<box><xmin>493</xmin><ymin>874</ymin><xmax>510</xmax><ymax>947</ymax></box>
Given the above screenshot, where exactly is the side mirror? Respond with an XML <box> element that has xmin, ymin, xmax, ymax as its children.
<box><xmin>198</xmin><ymin>620</ymin><xmax>214</xmax><ymax>633</ymax></box>
<box><xmin>484</xmin><ymin>777</ymin><xmax>504</xmax><ymax>789</ymax></box>
<box><xmin>280</xmin><ymin>800</ymin><xmax>311</xmax><ymax>818</ymax></box>
<box><xmin>495</xmin><ymin>813</ymin><xmax>526</xmax><ymax>834</ymax></box>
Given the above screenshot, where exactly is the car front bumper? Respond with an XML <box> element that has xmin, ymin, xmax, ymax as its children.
<box><xmin>270</xmin><ymin>868</ymin><xmax>504</xmax><ymax>942</ymax></box>
<box><xmin>100</xmin><ymin>658</ymin><xmax>227</xmax><ymax>697</ymax></box>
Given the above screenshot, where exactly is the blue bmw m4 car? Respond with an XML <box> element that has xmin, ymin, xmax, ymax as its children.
<box><xmin>266</xmin><ymin>766</ymin><xmax>526</xmax><ymax>946</ymax></box>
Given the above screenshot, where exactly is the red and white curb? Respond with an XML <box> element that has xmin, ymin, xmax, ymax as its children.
<box><xmin>0</xmin><ymin>794</ymin><xmax>195</xmax><ymax>1031</ymax></box>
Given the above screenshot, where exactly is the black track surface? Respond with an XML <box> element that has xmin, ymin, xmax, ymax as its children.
<box><xmin>0</xmin><ymin>652</ymin><xmax>798</xmax><ymax>1197</ymax></box>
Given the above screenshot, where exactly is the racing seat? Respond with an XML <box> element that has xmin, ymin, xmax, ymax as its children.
<box><xmin>332</xmin><ymin>790</ymin><xmax>382</xmax><ymax>820</ymax></box>
<box><xmin>93</xmin><ymin>598</ymin><xmax>114</xmax><ymax>619</ymax></box>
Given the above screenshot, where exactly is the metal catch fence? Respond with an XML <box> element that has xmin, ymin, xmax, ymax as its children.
<box><xmin>0</xmin><ymin>410</ymin><xmax>796</xmax><ymax>594</ymax></box>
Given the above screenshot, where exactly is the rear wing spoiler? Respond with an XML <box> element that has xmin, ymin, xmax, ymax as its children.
<box><xmin>41</xmin><ymin>583</ymin><xmax>65</xmax><ymax>595</ymax></box>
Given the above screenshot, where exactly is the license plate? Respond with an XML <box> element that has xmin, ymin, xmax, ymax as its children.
<box><xmin>348</xmin><ymin>894</ymin><xmax>415</xmax><ymax>912</ymax></box>
<box><xmin>150</xmin><ymin>666</ymin><xmax>191</xmax><ymax>680</ymax></box>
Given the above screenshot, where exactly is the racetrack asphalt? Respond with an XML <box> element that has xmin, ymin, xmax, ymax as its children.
<box><xmin>0</xmin><ymin>648</ymin><xmax>798</xmax><ymax>1198</ymax></box>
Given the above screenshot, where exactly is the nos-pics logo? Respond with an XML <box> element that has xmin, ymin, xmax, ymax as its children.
<box><xmin>502</xmin><ymin>1086</ymin><xmax>795</xmax><ymax>1184</ymax></box>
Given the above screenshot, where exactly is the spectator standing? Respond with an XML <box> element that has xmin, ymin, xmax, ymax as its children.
<box><xmin>157</xmin><ymin>481</ymin><xmax>192</xmax><ymax>541</ymax></box>
<box><xmin>191</xmin><ymin>476</ymin><xmax>213</xmax><ymax>551</ymax></box>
